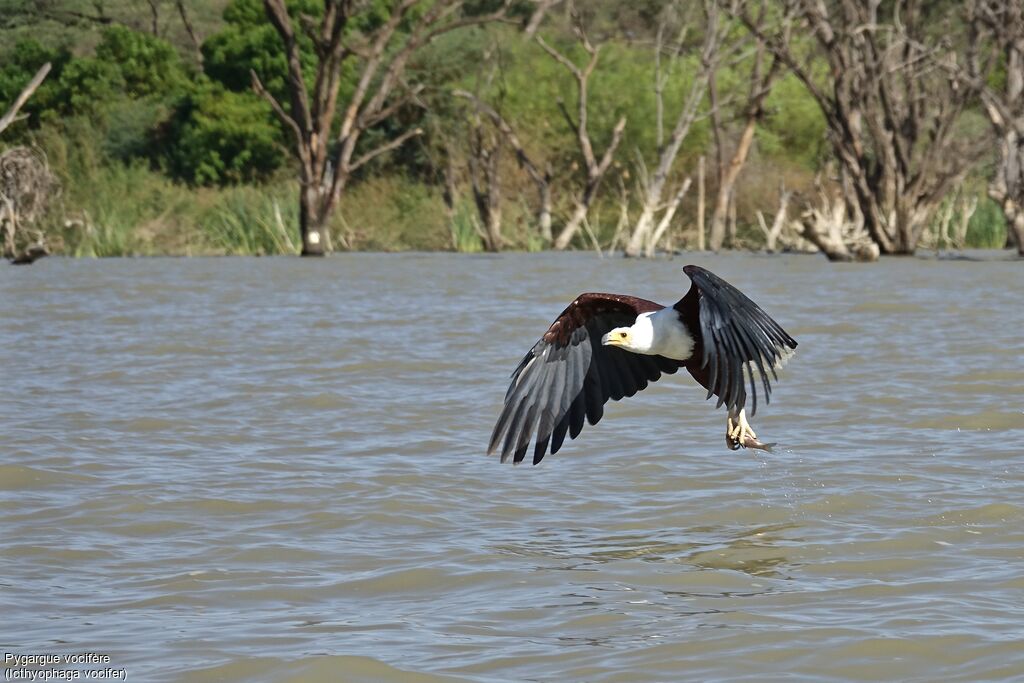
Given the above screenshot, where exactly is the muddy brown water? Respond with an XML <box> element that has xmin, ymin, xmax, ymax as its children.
<box><xmin>2</xmin><ymin>252</ymin><xmax>1023</xmax><ymax>682</ymax></box>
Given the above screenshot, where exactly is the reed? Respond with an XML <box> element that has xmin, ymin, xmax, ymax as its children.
<box><xmin>449</xmin><ymin>200</ymin><xmax>483</xmax><ymax>253</ymax></box>
<box><xmin>202</xmin><ymin>186</ymin><xmax>300</xmax><ymax>255</ymax></box>
<box><xmin>965</xmin><ymin>197</ymin><xmax>1008</xmax><ymax>249</ymax></box>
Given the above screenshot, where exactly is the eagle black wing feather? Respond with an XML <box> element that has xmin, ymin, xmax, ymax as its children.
<box><xmin>489</xmin><ymin>293</ymin><xmax>683</xmax><ymax>465</ymax></box>
<box><xmin>678</xmin><ymin>265</ymin><xmax>797</xmax><ymax>416</ymax></box>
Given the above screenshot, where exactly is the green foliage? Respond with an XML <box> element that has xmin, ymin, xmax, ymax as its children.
<box><xmin>1</xmin><ymin>19</ymin><xmax>283</xmax><ymax>184</ymax></box>
<box><xmin>102</xmin><ymin>99</ymin><xmax>168</xmax><ymax>160</ymax></box>
<box><xmin>53</xmin><ymin>58</ymin><xmax>127</xmax><ymax>118</ymax></box>
<box><xmin>759</xmin><ymin>73</ymin><xmax>827</xmax><ymax>165</ymax></box>
<box><xmin>161</xmin><ymin>82</ymin><xmax>284</xmax><ymax>185</ymax></box>
<box><xmin>202</xmin><ymin>0</ymin><xmax>309</xmax><ymax>96</ymax></box>
<box><xmin>203</xmin><ymin>0</ymin><xmax>394</xmax><ymax>106</ymax></box>
<box><xmin>338</xmin><ymin>175</ymin><xmax>448</xmax><ymax>250</ymax></box>
<box><xmin>95</xmin><ymin>26</ymin><xmax>189</xmax><ymax>97</ymax></box>
<box><xmin>966</xmin><ymin>197</ymin><xmax>1008</xmax><ymax>249</ymax></box>
<box><xmin>1</xmin><ymin>26</ymin><xmax>197</xmax><ymax>173</ymax></box>
<box><xmin>1</xmin><ymin>27</ymin><xmax>190</xmax><ymax>124</ymax></box>
<box><xmin>33</xmin><ymin>115</ymin><xmax>298</xmax><ymax>257</ymax></box>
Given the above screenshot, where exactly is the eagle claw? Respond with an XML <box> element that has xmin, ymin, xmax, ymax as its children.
<box><xmin>727</xmin><ymin>409</ymin><xmax>773</xmax><ymax>453</ymax></box>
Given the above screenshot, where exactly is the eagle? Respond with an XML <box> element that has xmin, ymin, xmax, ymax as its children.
<box><xmin>489</xmin><ymin>265</ymin><xmax>797</xmax><ymax>464</ymax></box>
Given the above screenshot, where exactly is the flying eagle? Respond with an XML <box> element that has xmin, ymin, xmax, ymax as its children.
<box><xmin>489</xmin><ymin>265</ymin><xmax>797</xmax><ymax>464</ymax></box>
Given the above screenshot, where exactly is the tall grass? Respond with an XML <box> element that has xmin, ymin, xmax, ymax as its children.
<box><xmin>449</xmin><ymin>200</ymin><xmax>483</xmax><ymax>253</ymax></box>
<box><xmin>335</xmin><ymin>175</ymin><xmax>449</xmax><ymax>250</ymax></box>
<box><xmin>203</xmin><ymin>186</ymin><xmax>300</xmax><ymax>255</ymax></box>
<box><xmin>965</xmin><ymin>197</ymin><xmax>1007</xmax><ymax>249</ymax></box>
<box><xmin>57</xmin><ymin>162</ymin><xmax>197</xmax><ymax>257</ymax></box>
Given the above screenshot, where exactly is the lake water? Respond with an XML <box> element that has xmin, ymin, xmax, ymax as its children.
<box><xmin>2</xmin><ymin>252</ymin><xmax>1023</xmax><ymax>682</ymax></box>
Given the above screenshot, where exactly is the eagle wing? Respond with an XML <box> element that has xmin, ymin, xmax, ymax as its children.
<box><xmin>677</xmin><ymin>265</ymin><xmax>797</xmax><ymax>416</ymax></box>
<box><xmin>488</xmin><ymin>293</ymin><xmax>683</xmax><ymax>465</ymax></box>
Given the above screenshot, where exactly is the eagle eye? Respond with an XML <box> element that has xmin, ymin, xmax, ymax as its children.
<box><xmin>619</xmin><ymin>332</ymin><xmax>627</xmax><ymax>339</ymax></box>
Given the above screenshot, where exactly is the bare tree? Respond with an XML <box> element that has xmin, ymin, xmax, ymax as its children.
<box><xmin>624</xmin><ymin>0</ymin><xmax>726</xmax><ymax>258</ymax></box>
<box><xmin>755</xmin><ymin>184</ymin><xmax>798</xmax><ymax>252</ymax></box>
<box><xmin>707</xmin><ymin>2</ymin><xmax>783</xmax><ymax>251</ymax></box>
<box><xmin>466</xmin><ymin>117</ymin><xmax>504</xmax><ymax>252</ymax></box>
<box><xmin>1</xmin><ymin>148</ymin><xmax>60</xmax><ymax>264</ymax></box>
<box><xmin>454</xmin><ymin>90</ymin><xmax>553</xmax><ymax>244</ymax></box>
<box><xmin>742</xmin><ymin>0</ymin><xmax>985</xmax><ymax>255</ymax></box>
<box><xmin>795</xmin><ymin>172</ymin><xmax>878</xmax><ymax>261</ymax></box>
<box><xmin>968</xmin><ymin>1</ymin><xmax>1024</xmax><ymax>254</ymax></box>
<box><xmin>536</xmin><ymin>5</ymin><xmax>626</xmax><ymax>250</ymax></box>
<box><xmin>253</xmin><ymin>0</ymin><xmax>508</xmax><ymax>256</ymax></box>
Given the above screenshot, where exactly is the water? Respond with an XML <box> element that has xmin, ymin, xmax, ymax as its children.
<box><xmin>2</xmin><ymin>252</ymin><xmax>1023</xmax><ymax>682</ymax></box>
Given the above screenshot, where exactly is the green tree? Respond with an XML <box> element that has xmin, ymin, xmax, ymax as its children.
<box><xmin>95</xmin><ymin>25</ymin><xmax>189</xmax><ymax>97</ymax></box>
<box><xmin>162</xmin><ymin>83</ymin><xmax>284</xmax><ymax>185</ymax></box>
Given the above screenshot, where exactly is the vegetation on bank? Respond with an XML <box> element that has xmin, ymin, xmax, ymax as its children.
<box><xmin>0</xmin><ymin>0</ymin><xmax>1016</xmax><ymax>260</ymax></box>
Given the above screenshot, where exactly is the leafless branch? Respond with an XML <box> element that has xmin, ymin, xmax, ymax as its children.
<box><xmin>0</xmin><ymin>63</ymin><xmax>51</xmax><ymax>137</ymax></box>
<box><xmin>349</xmin><ymin>126</ymin><xmax>424</xmax><ymax>173</ymax></box>
<box><xmin>249</xmin><ymin>69</ymin><xmax>306</xmax><ymax>163</ymax></box>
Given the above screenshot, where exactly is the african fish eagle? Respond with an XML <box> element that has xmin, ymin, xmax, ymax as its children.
<box><xmin>489</xmin><ymin>265</ymin><xmax>797</xmax><ymax>464</ymax></box>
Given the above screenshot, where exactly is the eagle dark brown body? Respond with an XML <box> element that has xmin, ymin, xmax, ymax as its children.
<box><xmin>489</xmin><ymin>265</ymin><xmax>797</xmax><ymax>464</ymax></box>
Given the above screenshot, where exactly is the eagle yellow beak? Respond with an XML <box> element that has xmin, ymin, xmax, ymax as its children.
<box><xmin>601</xmin><ymin>331</ymin><xmax>627</xmax><ymax>347</ymax></box>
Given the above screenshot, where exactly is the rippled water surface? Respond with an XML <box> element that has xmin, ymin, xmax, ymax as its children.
<box><xmin>2</xmin><ymin>252</ymin><xmax>1023</xmax><ymax>682</ymax></box>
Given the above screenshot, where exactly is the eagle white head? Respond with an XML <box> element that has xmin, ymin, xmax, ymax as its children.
<box><xmin>600</xmin><ymin>309</ymin><xmax>694</xmax><ymax>360</ymax></box>
<box><xmin>600</xmin><ymin>315</ymin><xmax>655</xmax><ymax>354</ymax></box>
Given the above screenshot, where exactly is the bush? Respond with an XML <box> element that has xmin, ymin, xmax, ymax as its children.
<box><xmin>161</xmin><ymin>82</ymin><xmax>285</xmax><ymax>185</ymax></box>
<box><xmin>203</xmin><ymin>0</ymin><xmax>321</xmax><ymax>98</ymax></box>
<box><xmin>95</xmin><ymin>26</ymin><xmax>189</xmax><ymax>98</ymax></box>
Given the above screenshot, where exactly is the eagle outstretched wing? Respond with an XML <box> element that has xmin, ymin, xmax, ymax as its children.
<box><xmin>676</xmin><ymin>265</ymin><xmax>797</xmax><ymax>416</ymax></box>
<box><xmin>488</xmin><ymin>293</ymin><xmax>683</xmax><ymax>465</ymax></box>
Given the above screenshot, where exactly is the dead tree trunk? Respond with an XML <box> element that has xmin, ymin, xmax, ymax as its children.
<box><xmin>797</xmin><ymin>172</ymin><xmax>878</xmax><ymax>262</ymax></box>
<box><xmin>625</xmin><ymin>0</ymin><xmax>726</xmax><ymax>258</ymax></box>
<box><xmin>467</xmin><ymin>126</ymin><xmax>503</xmax><ymax>252</ymax></box>
<box><xmin>755</xmin><ymin>185</ymin><xmax>792</xmax><ymax>252</ymax></box>
<box><xmin>741</xmin><ymin>0</ymin><xmax>985</xmax><ymax>256</ymax></box>
<box><xmin>696</xmin><ymin>155</ymin><xmax>705</xmax><ymax>249</ymax></box>
<box><xmin>1</xmin><ymin>65</ymin><xmax>56</xmax><ymax>265</ymax></box>
<box><xmin>453</xmin><ymin>90</ymin><xmax>553</xmax><ymax>244</ymax></box>
<box><xmin>1</xmin><ymin>148</ymin><xmax>60</xmax><ymax>264</ymax></box>
<box><xmin>536</xmin><ymin>5</ymin><xmax>626</xmax><ymax>250</ymax></box>
<box><xmin>145</xmin><ymin>0</ymin><xmax>160</xmax><ymax>36</ymax></box>
<box><xmin>707</xmin><ymin>5</ymin><xmax>783</xmax><ymax>251</ymax></box>
<box><xmin>969</xmin><ymin>1</ymin><xmax>1024</xmax><ymax>255</ymax></box>
<box><xmin>644</xmin><ymin>176</ymin><xmax>691</xmax><ymax>257</ymax></box>
<box><xmin>253</xmin><ymin>0</ymin><xmax>508</xmax><ymax>256</ymax></box>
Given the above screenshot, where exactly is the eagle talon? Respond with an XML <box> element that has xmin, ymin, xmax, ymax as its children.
<box><xmin>727</xmin><ymin>409</ymin><xmax>770</xmax><ymax>452</ymax></box>
<box><xmin>726</xmin><ymin>416</ymin><xmax>744</xmax><ymax>450</ymax></box>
